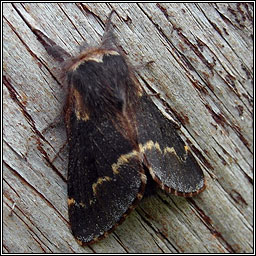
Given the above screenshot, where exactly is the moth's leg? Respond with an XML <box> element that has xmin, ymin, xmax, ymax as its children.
<box><xmin>132</xmin><ymin>60</ymin><xmax>155</xmax><ymax>70</ymax></box>
<box><xmin>32</xmin><ymin>29</ymin><xmax>71</xmax><ymax>62</ymax></box>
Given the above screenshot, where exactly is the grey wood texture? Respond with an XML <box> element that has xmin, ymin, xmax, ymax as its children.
<box><xmin>3</xmin><ymin>2</ymin><xmax>253</xmax><ymax>253</ymax></box>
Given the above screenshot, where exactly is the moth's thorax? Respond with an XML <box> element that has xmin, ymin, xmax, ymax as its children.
<box><xmin>65</xmin><ymin>47</ymin><xmax>141</xmax><ymax>121</ymax></box>
<box><xmin>68</xmin><ymin>48</ymin><xmax>120</xmax><ymax>72</ymax></box>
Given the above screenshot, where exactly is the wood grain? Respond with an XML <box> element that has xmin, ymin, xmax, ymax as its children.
<box><xmin>3</xmin><ymin>3</ymin><xmax>253</xmax><ymax>253</ymax></box>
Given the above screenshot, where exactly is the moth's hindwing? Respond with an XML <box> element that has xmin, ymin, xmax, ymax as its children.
<box><xmin>137</xmin><ymin>95</ymin><xmax>206</xmax><ymax>197</ymax></box>
<box><xmin>66</xmin><ymin>51</ymin><xmax>146</xmax><ymax>245</ymax></box>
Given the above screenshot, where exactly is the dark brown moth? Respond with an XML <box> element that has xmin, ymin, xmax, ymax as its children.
<box><xmin>32</xmin><ymin>10</ymin><xmax>206</xmax><ymax>245</ymax></box>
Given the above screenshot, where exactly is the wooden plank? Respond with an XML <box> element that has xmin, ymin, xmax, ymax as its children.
<box><xmin>3</xmin><ymin>2</ymin><xmax>253</xmax><ymax>253</ymax></box>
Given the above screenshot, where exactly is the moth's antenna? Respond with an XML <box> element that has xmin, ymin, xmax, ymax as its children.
<box><xmin>101</xmin><ymin>10</ymin><xmax>117</xmax><ymax>49</ymax></box>
<box><xmin>32</xmin><ymin>28</ymin><xmax>71</xmax><ymax>62</ymax></box>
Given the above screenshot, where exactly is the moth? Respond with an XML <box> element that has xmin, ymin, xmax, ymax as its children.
<box><xmin>33</xmin><ymin>10</ymin><xmax>206</xmax><ymax>245</ymax></box>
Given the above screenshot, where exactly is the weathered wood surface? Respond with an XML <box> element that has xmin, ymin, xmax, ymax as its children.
<box><xmin>3</xmin><ymin>2</ymin><xmax>253</xmax><ymax>253</ymax></box>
